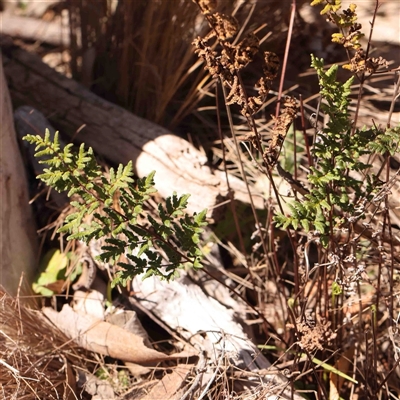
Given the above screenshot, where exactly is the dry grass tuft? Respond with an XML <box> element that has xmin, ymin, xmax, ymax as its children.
<box><xmin>66</xmin><ymin>0</ymin><xmax>300</xmax><ymax>130</ymax></box>
<box><xmin>0</xmin><ymin>291</ymin><xmax>92</xmax><ymax>400</ymax></box>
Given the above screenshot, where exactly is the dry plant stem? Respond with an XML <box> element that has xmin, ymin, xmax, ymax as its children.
<box><xmin>215</xmin><ymin>85</ymin><xmax>247</xmax><ymax>257</ymax></box>
<box><xmin>387</xmin><ymin>72</ymin><xmax>400</xmax><ymax>128</ymax></box>
<box><xmin>351</xmin><ymin>0</ymin><xmax>380</xmax><ymax>135</ymax></box>
<box><xmin>68</xmin><ymin>2</ymin><xmax>79</xmax><ymax>79</ymax></box>
<box><xmin>364</xmin><ymin>0</ymin><xmax>380</xmax><ymax>68</ymax></box>
<box><xmin>364</xmin><ymin>331</ymin><xmax>372</xmax><ymax>396</ymax></box>
<box><xmin>371</xmin><ymin>307</ymin><xmax>378</xmax><ymax>395</ymax></box>
<box><xmin>220</xmin><ymin>82</ymin><xmax>271</xmax><ymax>283</ymax></box>
<box><xmin>287</xmin><ymin>305</ymin><xmax>328</xmax><ymax>400</ymax></box>
<box><xmin>266</xmin><ymin>207</ymin><xmax>288</xmax><ymax>327</ymax></box>
<box><xmin>299</xmin><ymin>96</ymin><xmax>313</xmax><ymax>167</ymax></box>
<box><xmin>265</xmin><ymin>165</ymin><xmax>300</xmax><ymax>284</ymax></box>
<box><xmin>293</xmin><ymin>111</ymin><xmax>298</xmax><ymax>184</ymax></box>
<box><xmin>232</xmin><ymin>2</ymin><xmax>256</xmax><ymax>46</ymax></box>
<box><xmin>219</xmin><ymin>76</ymin><xmax>288</xmax><ymax>339</ymax></box>
<box><xmin>197</xmin><ymin>343</ymin><xmax>224</xmax><ymax>400</ymax></box>
<box><xmin>170</xmin><ymin>67</ymin><xmax>210</xmax><ymax>128</ymax></box>
<box><xmin>292</xmin><ymin>114</ymin><xmax>300</xmax><ymax>296</ymax></box>
<box><xmin>268</xmin><ymin>205</ymin><xmax>284</xmax><ymax>282</ymax></box>
<box><xmin>375</xmin><ymin>216</ymin><xmax>386</xmax><ymax>335</ymax></box>
<box><xmin>180</xmin><ymin>352</ymin><xmax>206</xmax><ymax>400</ymax></box>
<box><xmin>384</xmin><ymin>193</ymin><xmax>396</xmax><ymax>331</ymax></box>
<box><xmin>16</xmin><ymin>275</ymin><xmax>24</xmax><ymax>335</ymax></box>
<box><xmin>383</xmin><ymin>155</ymin><xmax>400</xmax><ymax>327</ymax></box>
<box><xmin>350</xmin><ymin>342</ymin><xmax>358</xmax><ymax>399</ymax></box>
<box><xmin>377</xmin><ymin>357</ymin><xmax>400</xmax><ymax>393</ymax></box>
<box><xmin>204</xmin><ymin>260</ymin><xmax>283</xmax><ymax>342</ymax></box>
<box><xmin>356</xmin><ymin>279</ymin><xmax>366</xmax><ymax>378</ymax></box>
<box><xmin>275</xmin><ymin>0</ymin><xmax>296</xmax><ymax>118</ymax></box>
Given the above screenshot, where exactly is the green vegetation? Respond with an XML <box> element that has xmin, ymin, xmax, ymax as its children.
<box><xmin>24</xmin><ymin>131</ymin><xmax>207</xmax><ymax>286</ymax></box>
<box><xmin>275</xmin><ymin>56</ymin><xmax>399</xmax><ymax>246</ymax></box>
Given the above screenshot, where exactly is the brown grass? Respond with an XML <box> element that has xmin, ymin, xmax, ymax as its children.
<box><xmin>0</xmin><ymin>291</ymin><xmax>92</xmax><ymax>400</ymax></box>
<box><xmin>66</xmin><ymin>0</ymin><xmax>300</xmax><ymax>130</ymax></box>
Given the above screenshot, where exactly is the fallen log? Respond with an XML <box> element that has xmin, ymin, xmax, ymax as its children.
<box><xmin>1</xmin><ymin>41</ymin><xmax>264</xmax><ymax>219</ymax></box>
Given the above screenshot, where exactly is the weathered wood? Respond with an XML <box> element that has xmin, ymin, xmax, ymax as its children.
<box><xmin>83</xmin><ymin>233</ymin><xmax>302</xmax><ymax>399</ymax></box>
<box><xmin>0</xmin><ymin>14</ymin><xmax>70</xmax><ymax>46</ymax></box>
<box><xmin>14</xmin><ymin>106</ymin><xmax>71</xmax><ymax>209</ymax></box>
<box><xmin>0</xmin><ymin>54</ymin><xmax>38</xmax><ymax>295</ymax></box>
<box><xmin>127</xmin><ymin>273</ymin><xmax>303</xmax><ymax>399</ymax></box>
<box><xmin>1</xmin><ymin>42</ymin><xmax>264</xmax><ymax>219</ymax></box>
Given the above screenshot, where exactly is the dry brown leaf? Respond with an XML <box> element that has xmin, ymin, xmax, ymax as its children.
<box><xmin>78</xmin><ymin>372</ymin><xmax>115</xmax><ymax>400</ymax></box>
<box><xmin>329</xmin><ymin>347</ymin><xmax>355</xmax><ymax>400</ymax></box>
<box><xmin>65</xmin><ymin>360</ymin><xmax>78</xmax><ymax>400</ymax></box>
<box><xmin>142</xmin><ymin>364</ymin><xmax>193</xmax><ymax>400</ymax></box>
<box><xmin>42</xmin><ymin>305</ymin><xmax>193</xmax><ymax>364</ymax></box>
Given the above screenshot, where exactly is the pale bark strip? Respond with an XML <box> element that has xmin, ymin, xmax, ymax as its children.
<box><xmin>128</xmin><ymin>273</ymin><xmax>304</xmax><ymax>400</ymax></box>
<box><xmin>0</xmin><ymin>54</ymin><xmax>38</xmax><ymax>295</ymax></box>
<box><xmin>0</xmin><ymin>14</ymin><xmax>70</xmax><ymax>46</ymax></box>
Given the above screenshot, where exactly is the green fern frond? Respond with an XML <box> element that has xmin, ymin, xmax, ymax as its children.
<box><xmin>23</xmin><ymin>132</ymin><xmax>208</xmax><ymax>286</ymax></box>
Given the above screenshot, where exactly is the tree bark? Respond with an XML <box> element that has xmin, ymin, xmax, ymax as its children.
<box><xmin>1</xmin><ymin>41</ymin><xmax>264</xmax><ymax>219</ymax></box>
<box><xmin>0</xmin><ymin>53</ymin><xmax>38</xmax><ymax>295</ymax></box>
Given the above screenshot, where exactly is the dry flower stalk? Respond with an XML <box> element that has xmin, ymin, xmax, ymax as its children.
<box><xmin>265</xmin><ymin>96</ymin><xmax>297</xmax><ymax>167</ymax></box>
<box><xmin>344</xmin><ymin>48</ymin><xmax>389</xmax><ymax>74</ymax></box>
<box><xmin>193</xmin><ymin>0</ymin><xmax>297</xmax><ymax>169</ymax></box>
<box><xmin>193</xmin><ymin>1</ymin><xmax>279</xmax><ymax>118</ymax></box>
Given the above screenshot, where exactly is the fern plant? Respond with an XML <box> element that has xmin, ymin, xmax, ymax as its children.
<box><xmin>24</xmin><ymin>131</ymin><xmax>208</xmax><ymax>286</ymax></box>
<box><xmin>274</xmin><ymin>55</ymin><xmax>400</xmax><ymax>246</ymax></box>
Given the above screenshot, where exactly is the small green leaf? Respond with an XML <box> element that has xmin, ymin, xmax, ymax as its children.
<box><xmin>33</xmin><ymin>249</ymin><xmax>69</xmax><ymax>296</ymax></box>
<box><xmin>301</xmin><ymin>219</ymin><xmax>310</xmax><ymax>232</ymax></box>
<box><xmin>314</xmin><ymin>220</ymin><xmax>326</xmax><ymax>234</ymax></box>
<box><xmin>299</xmin><ymin>354</ymin><xmax>358</xmax><ymax>384</ymax></box>
<box><xmin>320</xmin><ymin>199</ymin><xmax>331</xmax><ymax>210</ymax></box>
<box><xmin>332</xmin><ymin>281</ymin><xmax>342</xmax><ymax>296</ymax></box>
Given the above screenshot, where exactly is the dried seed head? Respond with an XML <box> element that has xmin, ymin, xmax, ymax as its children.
<box><xmin>193</xmin><ymin>5</ymin><xmax>279</xmax><ymax>118</ymax></box>
<box><xmin>233</xmin><ymin>33</ymin><xmax>260</xmax><ymax>71</ymax></box>
<box><xmin>193</xmin><ymin>0</ymin><xmax>217</xmax><ymax>15</ymax></box>
<box><xmin>292</xmin><ymin>317</ymin><xmax>337</xmax><ymax>352</ymax></box>
<box><xmin>344</xmin><ymin>48</ymin><xmax>388</xmax><ymax>74</ymax></box>
<box><xmin>263</xmin><ymin>51</ymin><xmax>280</xmax><ymax>80</ymax></box>
<box><xmin>207</xmin><ymin>13</ymin><xmax>239</xmax><ymax>41</ymax></box>
<box><xmin>225</xmin><ymin>75</ymin><xmax>243</xmax><ymax>106</ymax></box>
<box><xmin>193</xmin><ymin>37</ymin><xmax>223</xmax><ymax>78</ymax></box>
<box><xmin>265</xmin><ymin>97</ymin><xmax>297</xmax><ymax>166</ymax></box>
